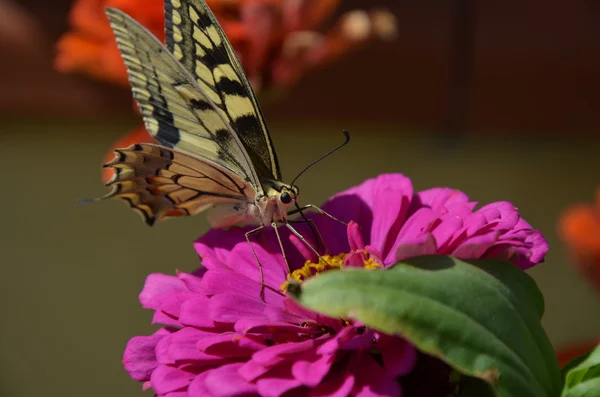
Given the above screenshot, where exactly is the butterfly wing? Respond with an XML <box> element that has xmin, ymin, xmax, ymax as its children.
<box><xmin>164</xmin><ymin>0</ymin><xmax>282</xmax><ymax>181</ymax></box>
<box><xmin>105</xmin><ymin>7</ymin><xmax>263</xmax><ymax>194</ymax></box>
<box><xmin>103</xmin><ymin>143</ymin><xmax>253</xmax><ymax>226</ymax></box>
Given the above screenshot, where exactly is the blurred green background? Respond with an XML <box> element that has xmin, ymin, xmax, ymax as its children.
<box><xmin>1</xmin><ymin>0</ymin><xmax>599</xmax><ymax>396</ymax></box>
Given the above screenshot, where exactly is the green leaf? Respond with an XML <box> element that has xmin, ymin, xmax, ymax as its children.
<box><xmin>288</xmin><ymin>255</ymin><xmax>561</xmax><ymax>397</ymax></box>
<box><xmin>561</xmin><ymin>351</ymin><xmax>593</xmax><ymax>379</ymax></box>
<box><xmin>562</xmin><ymin>345</ymin><xmax>600</xmax><ymax>397</ymax></box>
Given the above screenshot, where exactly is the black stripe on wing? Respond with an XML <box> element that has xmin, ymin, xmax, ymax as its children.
<box><xmin>106</xmin><ymin>7</ymin><xmax>263</xmax><ymax>192</ymax></box>
<box><xmin>164</xmin><ymin>0</ymin><xmax>282</xmax><ymax>181</ymax></box>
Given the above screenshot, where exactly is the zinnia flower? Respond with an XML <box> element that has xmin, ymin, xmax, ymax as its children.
<box><xmin>558</xmin><ymin>187</ymin><xmax>600</xmax><ymax>294</ymax></box>
<box><xmin>123</xmin><ymin>174</ymin><xmax>548</xmax><ymax>396</ymax></box>
<box><xmin>55</xmin><ymin>0</ymin><xmax>398</xmax><ymax>183</ymax></box>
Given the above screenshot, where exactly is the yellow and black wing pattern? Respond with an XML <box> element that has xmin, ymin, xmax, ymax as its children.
<box><xmin>100</xmin><ymin>3</ymin><xmax>282</xmax><ymax>225</ymax></box>
<box><xmin>163</xmin><ymin>0</ymin><xmax>281</xmax><ymax>181</ymax></box>
<box><xmin>105</xmin><ymin>7</ymin><xmax>258</xmax><ymax>186</ymax></box>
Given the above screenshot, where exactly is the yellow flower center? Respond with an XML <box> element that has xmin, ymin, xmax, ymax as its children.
<box><xmin>280</xmin><ymin>251</ymin><xmax>381</xmax><ymax>292</ymax></box>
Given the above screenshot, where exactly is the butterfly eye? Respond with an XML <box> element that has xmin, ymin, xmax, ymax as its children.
<box><xmin>280</xmin><ymin>192</ymin><xmax>292</xmax><ymax>204</ymax></box>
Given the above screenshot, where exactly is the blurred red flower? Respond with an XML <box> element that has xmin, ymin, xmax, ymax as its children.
<box><xmin>556</xmin><ymin>340</ymin><xmax>599</xmax><ymax>367</ymax></box>
<box><xmin>558</xmin><ymin>188</ymin><xmax>600</xmax><ymax>294</ymax></box>
<box><xmin>55</xmin><ymin>0</ymin><xmax>397</xmax><ymax>183</ymax></box>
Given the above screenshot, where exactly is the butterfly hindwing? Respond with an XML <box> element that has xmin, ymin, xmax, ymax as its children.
<box><xmin>105</xmin><ymin>7</ymin><xmax>263</xmax><ymax>193</ymax></box>
<box><xmin>103</xmin><ymin>143</ymin><xmax>252</xmax><ymax>225</ymax></box>
<box><xmin>164</xmin><ymin>0</ymin><xmax>282</xmax><ymax>181</ymax></box>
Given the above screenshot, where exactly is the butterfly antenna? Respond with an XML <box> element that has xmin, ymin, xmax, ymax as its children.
<box><xmin>77</xmin><ymin>197</ymin><xmax>100</xmax><ymax>205</ymax></box>
<box><xmin>294</xmin><ymin>202</ymin><xmax>325</xmax><ymax>253</ymax></box>
<box><xmin>290</xmin><ymin>129</ymin><xmax>350</xmax><ymax>186</ymax></box>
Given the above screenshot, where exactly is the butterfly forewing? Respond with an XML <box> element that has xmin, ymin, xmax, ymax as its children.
<box><xmin>103</xmin><ymin>143</ymin><xmax>251</xmax><ymax>225</ymax></box>
<box><xmin>105</xmin><ymin>7</ymin><xmax>262</xmax><ymax>191</ymax></box>
<box><xmin>164</xmin><ymin>0</ymin><xmax>282</xmax><ymax>181</ymax></box>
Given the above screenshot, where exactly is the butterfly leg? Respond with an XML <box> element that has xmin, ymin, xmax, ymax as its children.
<box><xmin>288</xmin><ymin>204</ymin><xmax>347</xmax><ymax>226</ymax></box>
<box><xmin>287</xmin><ymin>218</ymin><xmax>326</xmax><ymax>254</ymax></box>
<box><xmin>271</xmin><ymin>222</ymin><xmax>291</xmax><ymax>276</ymax></box>
<box><xmin>245</xmin><ymin>225</ymin><xmax>267</xmax><ymax>301</ymax></box>
<box><xmin>285</xmin><ymin>222</ymin><xmax>321</xmax><ymax>260</ymax></box>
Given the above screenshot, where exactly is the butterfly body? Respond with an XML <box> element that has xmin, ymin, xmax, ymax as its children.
<box><xmin>206</xmin><ymin>180</ymin><xmax>299</xmax><ymax>228</ymax></box>
<box><xmin>100</xmin><ymin>0</ymin><xmax>303</xmax><ymax>229</ymax></box>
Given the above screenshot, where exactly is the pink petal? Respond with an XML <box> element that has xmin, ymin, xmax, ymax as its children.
<box><xmin>336</xmin><ymin>329</ymin><xmax>379</xmax><ymax>351</ymax></box>
<box><xmin>289</xmin><ymin>232</ymin><xmax>318</xmax><ymax>263</ymax></box>
<box><xmin>226</xmin><ymin>240</ymin><xmax>289</xmax><ymax>286</ymax></box>
<box><xmin>309</xmin><ymin>371</ymin><xmax>355</xmax><ymax>397</ymax></box>
<box><xmin>194</xmin><ymin>228</ymin><xmax>247</xmax><ymax>265</ymax></box>
<box><xmin>209</xmin><ymin>293</ymin><xmax>266</xmax><ymax>323</ymax></box>
<box><xmin>316</xmin><ymin>326</ymin><xmax>358</xmax><ymax>355</ymax></box>
<box><xmin>353</xmin><ymin>353</ymin><xmax>402</xmax><ymax>397</ymax></box>
<box><xmin>411</xmin><ymin>187</ymin><xmax>472</xmax><ymax>213</ymax></box>
<box><xmin>152</xmin><ymin>310</ymin><xmax>183</xmax><ymax>327</ymax></box>
<box><xmin>256</xmin><ymin>364</ymin><xmax>303</xmax><ymax>397</ymax></box>
<box><xmin>234</xmin><ymin>318</ymin><xmax>319</xmax><ymax>336</ymax></box>
<box><xmin>238</xmin><ymin>359</ymin><xmax>270</xmax><ymax>382</ymax></box>
<box><xmin>460</xmin><ymin>212</ymin><xmax>490</xmax><ymax>236</ymax></box>
<box><xmin>394</xmin><ymin>233</ymin><xmax>438</xmax><ymax>262</ymax></box>
<box><xmin>354</xmin><ymin>379</ymin><xmax>402</xmax><ymax>397</ymax></box>
<box><xmin>281</xmin><ymin>299</ymin><xmax>341</xmax><ymax>330</ymax></box>
<box><xmin>380</xmin><ymin>337</ymin><xmax>416</xmax><ymax>377</ymax></box>
<box><xmin>196</xmin><ymin>333</ymin><xmax>265</xmax><ymax>357</ymax></box>
<box><xmin>345</xmin><ymin>251</ymin><xmax>367</xmax><ymax>267</ymax></box>
<box><xmin>316</xmin><ymin>175</ymin><xmax>417</xmax><ymax>255</ymax></box>
<box><xmin>164</xmin><ymin>392</ymin><xmax>189</xmax><ymax>397</ymax></box>
<box><xmin>477</xmin><ymin>202</ymin><xmax>520</xmax><ymax>229</ymax></box>
<box><xmin>202</xmin><ymin>268</ymin><xmax>284</xmax><ymax>305</ymax></box>
<box><xmin>252</xmin><ymin>339</ymin><xmax>322</xmax><ymax>366</ymax></box>
<box><xmin>452</xmin><ymin>232</ymin><xmax>500</xmax><ymax>259</ymax></box>
<box><xmin>514</xmin><ymin>230</ymin><xmax>548</xmax><ymax>269</ymax></box>
<box><xmin>156</xmin><ymin>334</ymin><xmax>175</xmax><ymax>365</ymax></box>
<box><xmin>204</xmin><ymin>363</ymin><xmax>258</xmax><ymax>397</ymax></box>
<box><xmin>150</xmin><ymin>365</ymin><xmax>195</xmax><ymax>395</ymax></box>
<box><xmin>239</xmin><ymin>339</ymin><xmax>328</xmax><ymax>382</ymax></box>
<box><xmin>430</xmin><ymin>215</ymin><xmax>464</xmax><ymax>250</ymax></box>
<box><xmin>179</xmin><ymin>296</ymin><xmax>215</xmax><ymax>328</ymax></box>
<box><xmin>167</xmin><ymin>328</ymin><xmax>228</xmax><ymax>364</ymax></box>
<box><xmin>292</xmin><ymin>353</ymin><xmax>334</xmax><ymax>387</ymax></box>
<box><xmin>178</xmin><ymin>271</ymin><xmax>205</xmax><ymax>294</ymax></box>
<box><xmin>123</xmin><ymin>329</ymin><xmax>171</xmax><ymax>381</ymax></box>
<box><xmin>389</xmin><ymin>207</ymin><xmax>438</xmax><ymax>254</ymax></box>
<box><xmin>345</xmin><ymin>221</ymin><xmax>368</xmax><ymax>267</ymax></box>
<box><xmin>365</xmin><ymin>174</ymin><xmax>414</xmax><ymax>258</ymax></box>
<box><xmin>188</xmin><ymin>371</ymin><xmax>212</xmax><ymax>397</ymax></box>
<box><xmin>348</xmin><ymin>221</ymin><xmax>365</xmax><ymax>251</ymax></box>
<box><xmin>140</xmin><ymin>273</ymin><xmax>189</xmax><ymax>310</ymax></box>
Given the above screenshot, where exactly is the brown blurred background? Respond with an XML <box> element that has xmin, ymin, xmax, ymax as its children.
<box><xmin>1</xmin><ymin>1</ymin><xmax>599</xmax><ymax>396</ymax></box>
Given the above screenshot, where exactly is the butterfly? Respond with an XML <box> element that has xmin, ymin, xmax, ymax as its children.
<box><xmin>98</xmin><ymin>0</ymin><xmax>348</xmax><ymax>281</ymax></box>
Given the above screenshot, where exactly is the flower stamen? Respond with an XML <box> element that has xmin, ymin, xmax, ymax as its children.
<box><xmin>280</xmin><ymin>251</ymin><xmax>382</xmax><ymax>292</ymax></box>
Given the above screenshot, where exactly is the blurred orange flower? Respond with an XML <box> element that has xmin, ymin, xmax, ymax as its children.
<box><xmin>558</xmin><ymin>188</ymin><xmax>600</xmax><ymax>294</ymax></box>
<box><xmin>57</xmin><ymin>0</ymin><xmax>397</xmax><ymax>90</ymax></box>
<box><xmin>56</xmin><ymin>0</ymin><xmax>165</xmax><ymax>86</ymax></box>
<box><xmin>56</xmin><ymin>0</ymin><xmax>397</xmax><ymax>183</ymax></box>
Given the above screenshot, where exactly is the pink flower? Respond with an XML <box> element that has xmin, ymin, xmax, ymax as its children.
<box><xmin>123</xmin><ymin>174</ymin><xmax>547</xmax><ymax>396</ymax></box>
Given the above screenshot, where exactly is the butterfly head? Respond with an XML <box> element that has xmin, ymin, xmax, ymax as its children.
<box><xmin>279</xmin><ymin>184</ymin><xmax>300</xmax><ymax>207</ymax></box>
<box><xmin>263</xmin><ymin>180</ymin><xmax>300</xmax><ymax>212</ymax></box>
